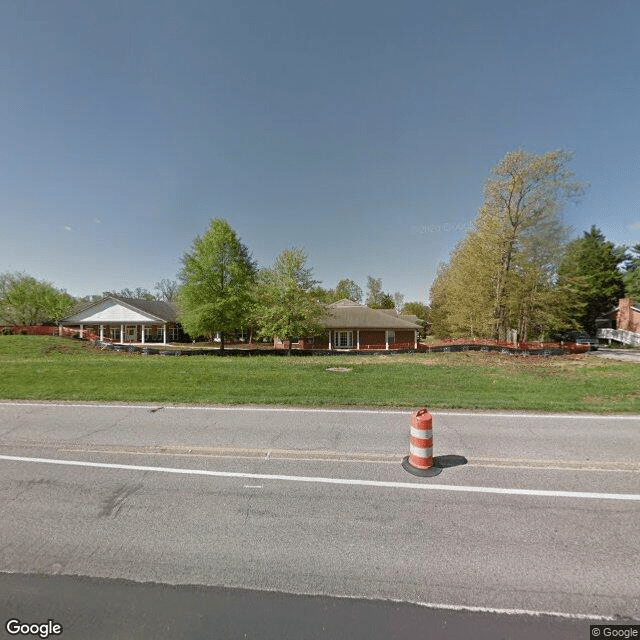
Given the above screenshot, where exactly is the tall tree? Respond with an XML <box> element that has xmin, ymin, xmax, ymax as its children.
<box><xmin>481</xmin><ymin>149</ymin><xmax>584</xmax><ymax>339</ymax></box>
<box><xmin>365</xmin><ymin>277</ymin><xmax>395</xmax><ymax>309</ymax></box>
<box><xmin>0</xmin><ymin>272</ymin><xmax>74</xmax><ymax>325</ymax></box>
<box><xmin>252</xmin><ymin>248</ymin><xmax>326</xmax><ymax>355</ymax></box>
<box><xmin>622</xmin><ymin>244</ymin><xmax>640</xmax><ymax>301</ymax></box>
<box><xmin>402</xmin><ymin>301</ymin><xmax>430</xmax><ymax>336</ymax></box>
<box><xmin>178</xmin><ymin>219</ymin><xmax>256</xmax><ymax>351</ymax></box>
<box><xmin>429</xmin><ymin>149</ymin><xmax>582</xmax><ymax>340</ymax></box>
<box><xmin>154</xmin><ymin>279</ymin><xmax>179</xmax><ymax>302</ymax></box>
<box><xmin>334</xmin><ymin>278</ymin><xmax>363</xmax><ymax>303</ymax></box>
<box><xmin>556</xmin><ymin>226</ymin><xmax>626</xmax><ymax>333</ymax></box>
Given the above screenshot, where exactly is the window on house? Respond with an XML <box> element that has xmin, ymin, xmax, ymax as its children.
<box><xmin>110</xmin><ymin>327</ymin><xmax>120</xmax><ymax>340</ymax></box>
<box><xmin>386</xmin><ymin>330</ymin><xmax>395</xmax><ymax>344</ymax></box>
<box><xmin>335</xmin><ymin>331</ymin><xmax>353</xmax><ymax>348</ymax></box>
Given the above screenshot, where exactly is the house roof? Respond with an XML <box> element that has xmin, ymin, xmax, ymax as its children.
<box><xmin>322</xmin><ymin>300</ymin><xmax>422</xmax><ymax>330</ymax></box>
<box><xmin>378</xmin><ymin>308</ymin><xmax>424</xmax><ymax>325</ymax></box>
<box><xmin>60</xmin><ymin>296</ymin><xmax>178</xmax><ymax>324</ymax></box>
<box><xmin>608</xmin><ymin>298</ymin><xmax>640</xmax><ymax>315</ymax></box>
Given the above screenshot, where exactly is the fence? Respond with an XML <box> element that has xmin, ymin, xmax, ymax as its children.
<box><xmin>597</xmin><ymin>328</ymin><xmax>640</xmax><ymax>347</ymax></box>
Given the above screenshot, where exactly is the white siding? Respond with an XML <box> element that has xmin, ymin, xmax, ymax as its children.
<box><xmin>64</xmin><ymin>300</ymin><xmax>158</xmax><ymax>323</ymax></box>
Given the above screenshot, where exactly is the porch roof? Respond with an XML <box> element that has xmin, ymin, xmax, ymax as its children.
<box><xmin>60</xmin><ymin>296</ymin><xmax>178</xmax><ymax>325</ymax></box>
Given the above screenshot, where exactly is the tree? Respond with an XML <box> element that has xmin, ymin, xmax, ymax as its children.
<box><xmin>154</xmin><ymin>279</ymin><xmax>179</xmax><ymax>302</ymax></box>
<box><xmin>622</xmin><ymin>244</ymin><xmax>640</xmax><ymax>301</ymax></box>
<box><xmin>0</xmin><ymin>272</ymin><xmax>74</xmax><ymax>325</ymax></box>
<box><xmin>402</xmin><ymin>301</ymin><xmax>429</xmax><ymax>321</ymax></box>
<box><xmin>334</xmin><ymin>279</ymin><xmax>363</xmax><ymax>303</ymax></box>
<box><xmin>481</xmin><ymin>149</ymin><xmax>584</xmax><ymax>339</ymax></box>
<box><xmin>365</xmin><ymin>277</ymin><xmax>395</xmax><ymax>309</ymax></box>
<box><xmin>308</xmin><ymin>285</ymin><xmax>336</xmax><ymax>304</ymax></box>
<box><xmin>252</xmin><ymin>248</ymin><xmax>326</xmax><ymax>355</ymax></box>
<box><xmin>402</xmin><ymin>301</ymin><xmax>430</xmax><ymax>336</ymax></box>
<box><xmin>177</xmin><ymin>219</ymin><xmax>256</xmax><ymax>350</ymax></box>
<box><xmin>556</xmin><ymin>226</ymin><xmax>626</xmax><ymax>333</ymax></box>
<box><xmin>102</xmin><ymin>287</ymin><xmax>155</xmax><ymax>300</ymax></box>
<box><xmin>428</xmin><ymin>149</ymin><xmax>583</xmax><ymax>340</ymax></box>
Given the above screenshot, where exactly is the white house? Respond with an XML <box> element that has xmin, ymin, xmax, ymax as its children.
<box><xmin>59</xmin><ymin>296</ymin><xmax>182</xmax><ymax>345</ymax></box>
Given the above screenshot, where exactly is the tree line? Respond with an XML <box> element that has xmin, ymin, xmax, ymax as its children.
<box><xmin>0</xmin><ymin>223</ymin><xmax>429</xmax><ymax>351</ymax></box>
<box><xmin>176</xmin><ymin>219</ymin><xmax>427</xmax><ymax>351</ymax></box>
<box><xmin>429</xmin><ymin>149</ymin><xmax>638</xmax><ymax>340</ymax></box>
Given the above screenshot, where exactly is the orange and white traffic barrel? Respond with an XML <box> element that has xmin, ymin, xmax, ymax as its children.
<box><xmin>402</xmin><ymin>408</ymin><xmax>442</xmax><ymax>476</ymax></box>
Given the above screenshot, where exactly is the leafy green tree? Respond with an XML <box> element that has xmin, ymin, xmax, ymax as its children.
<box><xmin>428</xmin><ymin>149</ymin><xmax>582</xmax><ymax>340</ymax></box>
<box><xmin>365</xmin><ymin>277</ymin><xmax>395</xmax><ymax>309</ymax></box>
<box><xmin>622</xmin><ymin>244</ymin><xmax>640</xmax><ymax>301</ymax></box>
<box><xmin>0</xmin><ymin>272</ymin><xmax>74</xmax><ymax>325</ymax></box>
<box><xmin>252</xmin><ymin>249</ymin><xmax>326</xmax><ymax>354</ymax></box>
<box><xmin>481</xmin><ymin>149</ymin><xmax>584</xmax><ymax>339</ymax></box>
<box><xmin>556</xmin><ymin>226</ymin><xmax>626</xmax><ymax>333</ymax></box>
<box><xmin>334</xmin><ymin>279</ymin><xmax>363</xmax><ymax>303</ymax></box>
<box><xmin>401</xmin><ymin>301</ymin><xmax>430</xmax><ymax>336</ymax></box>
<box><xmin>308</xmin><ymin>285</ymin><xmax>336</xmax><ymax>304</ymax></box>
<box><xmin>402</xmin><ymin>301</ymin><xmax>429</xmax><ymax>320</ymax></box>
<box><xmin>428</xmin><ymin>264</ymin><xmax>454</xmax><ymax>338</ymax></box>
<box><xmin>177</xmin><ymin>219</ymin><xmax>256</xmax><ymax>351</ymax></box>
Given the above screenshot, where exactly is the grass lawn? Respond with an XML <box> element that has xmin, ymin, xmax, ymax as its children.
<box><xmin>1</xmin><ymin>335</ymin><xmax>639</xmax><ymax>413</ymax></box>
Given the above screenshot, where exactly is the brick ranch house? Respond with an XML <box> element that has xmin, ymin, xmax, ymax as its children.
<box><xmin>274</xmin><ymin>299</ymin><xmax>423</xmax><ymax>351</ymax></box>
<box><xmin>58</xmin><ymin>296</ymin><xmax>183</xmax><ymax>344</ymax></box>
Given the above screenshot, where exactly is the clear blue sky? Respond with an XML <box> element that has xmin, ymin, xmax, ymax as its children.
<box><xmin>1</xmin><ymin>0</ymin><xmax>638</xmax><ymax>303</ymax></box>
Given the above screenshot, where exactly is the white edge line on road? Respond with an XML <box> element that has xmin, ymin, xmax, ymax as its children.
<box><xmin>0</xmin><ymin>401</ymin><xmax>639</xmax><ymax>419</ymax></box>
<box><xmin>1</xmin><ymin>455</ymin><xmax>639</xmax><ymax>502</ymax></box>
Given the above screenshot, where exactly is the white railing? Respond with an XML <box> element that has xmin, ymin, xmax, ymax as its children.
<box><xmin>597</xmin><ymin>328</ymin><xmax>640</xmax><ymax>347</ymax></box>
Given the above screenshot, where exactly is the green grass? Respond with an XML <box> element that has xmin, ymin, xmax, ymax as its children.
<box><xmin>1</xmin><ymin>335</ymin><xmax>639</xmax><ymax>412</ymax></box>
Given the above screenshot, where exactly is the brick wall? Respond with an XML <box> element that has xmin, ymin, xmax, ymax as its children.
<box><xmin>616</xmin><ymin>299</ymin><xmax>640</xmax><ymax>333</ymax></box>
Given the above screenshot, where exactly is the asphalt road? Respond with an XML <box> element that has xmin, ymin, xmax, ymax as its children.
<box><xmin>0</xmin><ymin>402</ymin><xmax>639</xmax><ymax>638</ymax></box>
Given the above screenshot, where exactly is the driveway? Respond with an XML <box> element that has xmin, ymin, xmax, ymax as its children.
<box><xmin>591</xmin><ymin>347</ymin><xmax>640</xmax><ymax>362</ymax></box>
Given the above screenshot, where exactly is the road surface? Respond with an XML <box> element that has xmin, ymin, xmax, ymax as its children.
<box><xmin>0</xmin><ymin>402</ymin><xmax>638</xmax><ymax>638</ymax></box>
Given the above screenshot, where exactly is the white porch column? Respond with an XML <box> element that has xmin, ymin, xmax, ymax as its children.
<box><xmin>163</xmin><ymin>324</ymin><xmax>167</xmax><ymax>345</ymax></box>
<box><xmin>100</xmin><ymin>325</ymin><xmax>104</xmax><ymax>341</ymax></box>
<box><xmin>120</xmin><ymin>324</ymin><xmax>124</xmax><ymax>344</ymax></box>
<box><xmin>80</xmin><ymin>324</ymin><xmax>84</xmax><ymax>339</ymax></box>
<box><xmin>385</xmin><ymin>331</ymin><xmax>389</xmax><ymax>351</ymax></box>
<box><xmin>328</xmin><ymin>330</ymin><xmax>332</xmax><ymax>350</ymax></box>
<box><xmin>141</xmin><ymin>325</ymin><xmax>145</xmax><ymax>344</ymax></box>
<box><xmin>357</xmin><ymin>330</ymin><xmax>360</xmax><ymax>350</ymax></box>
<box><xmin>415</xmin><ymin>330</ymin><xmax>418</xmax><ymax>350</ymax></box>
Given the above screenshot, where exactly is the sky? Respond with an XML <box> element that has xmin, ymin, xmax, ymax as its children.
<box><xmin>1</xmin><ymin>0</ymin><xmax>638</xmax><ymax>303</ymax></box>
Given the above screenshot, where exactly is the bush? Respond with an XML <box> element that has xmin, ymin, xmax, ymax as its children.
<box><xmin>1</xmin><ymin>327</ymin><xmax>13</xmax><ymax>336</ymax></box>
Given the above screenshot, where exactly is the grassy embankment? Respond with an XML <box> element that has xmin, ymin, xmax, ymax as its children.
<box><xmin>0</xmin><ymin>335</ymin><xmax>639</xmax><ymax>413</ymax></box>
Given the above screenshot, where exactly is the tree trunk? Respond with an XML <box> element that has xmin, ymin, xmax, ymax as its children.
<box><xmin>287</xmin><ymin>335</ymin><xmax>292</xmax><ymax>356</ymax></box>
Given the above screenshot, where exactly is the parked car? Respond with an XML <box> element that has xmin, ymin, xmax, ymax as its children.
<box><xmin>563</xmin><ymin>331</ymin><xmax>600</xmax><ymax>350</ymax></box>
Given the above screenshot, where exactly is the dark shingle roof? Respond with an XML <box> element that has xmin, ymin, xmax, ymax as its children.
<box><xmin>60</xmin><ymin>296</ymin><xmax>177</xmax><ymax>323</ymax></box>
<box><xmin>322</xmin><ymin>300</ymin><xmax>421</xmax><ymax>330</ymax></box>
